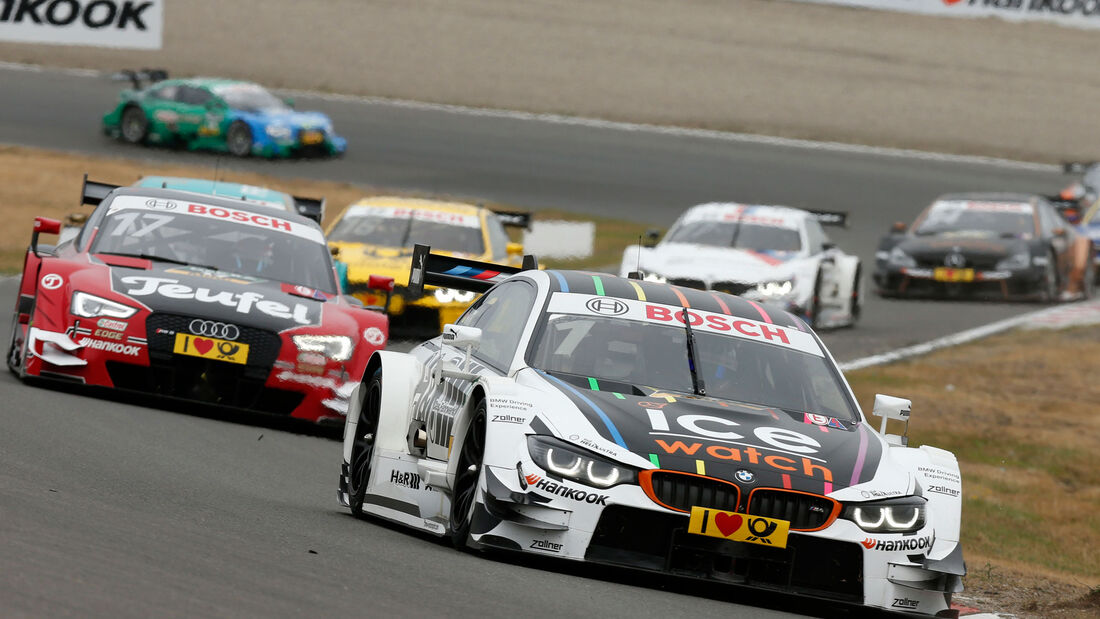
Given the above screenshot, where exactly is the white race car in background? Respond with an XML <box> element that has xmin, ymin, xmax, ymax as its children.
<box><xmin>620</xmin><ymin>203</ymin><xmax>862</xmax><ymax>329</ymax></box>
<box><xmin>337</xmin><ymin>245</ymin><xmax>965</xmax><ymax>617</ymax></box>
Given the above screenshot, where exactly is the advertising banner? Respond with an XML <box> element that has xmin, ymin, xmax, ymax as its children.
<box><xmin>0</xmin><ymin>0</ymin><xmax>164</xmax><ymax>49</ymax></box>
<box><xmin>786</xmin><ymin>0</ymin><xmax>1100</xmax><ymax>30</ymax></box>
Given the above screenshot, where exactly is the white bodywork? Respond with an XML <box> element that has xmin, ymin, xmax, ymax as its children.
<box><xmin>620</xmin><ymin>203</ymin><xmax>862</xmax><ymax>328</ymax></box>
<box><xmin>338</xmin><ymin>269</ymin><xmax>963</xmax><ymax>616</ymax></box>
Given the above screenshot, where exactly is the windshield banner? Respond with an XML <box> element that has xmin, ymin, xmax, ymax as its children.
<box><xmin>681</xmin><ymin>204</ymin><xmax>801</xmax><ymax>229</ymax></box>
<box><xmin>546</xmin><ymin>292</ymin><xmax>823</xmax><ymax>356</ymax></box>
<box><xmin>0</xmin><ymin>0</ymin><xmax>164</xmax><ymax>48</ymax></box>
<box><xmin>344</xmin><ymin>205</ymin><xmax>481</xmax><ymax>229</ymax></box>
<box><xmin>783</xmin><ymin>0</ymin><xmax>1100</xmax><ymax>31</ymax></box>
<box><xmin>106</xmin><ymin>196</ymin><xmax>324</xmax><ymax>243</ymax></box>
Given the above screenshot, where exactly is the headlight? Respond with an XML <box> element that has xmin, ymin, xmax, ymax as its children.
<box><xmin>266</xmin><ymin>126</ymin><xmax>292</xmax><ymax>139</ymax></box>
<box><xmin>888</xmin><ymin>246</ymin><xmax>916</xmax><ymax>268</ymax></box>
<box><xmin>996</xmin><ymin>250</ymin><xmax>1030</xmax><ymax>270</ymax></box>
<box><xmin>433</xmin><ymin>288</ymin><xmax>476</xmax><ymax>304</ymax></box>
<box><xmin>842</xmin><ymin>498</ymin><xmax>926</xmax><ymax>533</ymax></box>
<box><xmin>527</xmin><ymin>435</ymin><xmax>637</xmax><ymax>489</ymax></box>
<box><xmin>755</xmin><ymin>279</ymin><xmax>794</xmax><ymax>297</ymax></box>
<box><xmin>642</xmin><ymin>272</ymin><xmax>667</xmax><ymax>283</ymax></box>
<box><xmin>71</xmin><ymin>291</ymin><xmax>138</xmax><ymax>319</ymax></box>
<box><xmin>292</xmin><ymin>335</ymin><xmax>354</xmax><ymax>361</ymax></box>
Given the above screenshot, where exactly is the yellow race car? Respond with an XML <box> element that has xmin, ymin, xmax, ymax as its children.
<box><xmin>327</xmin><ymin>197</ymin><xmax>529</xmax><ymax>334</ymax></box>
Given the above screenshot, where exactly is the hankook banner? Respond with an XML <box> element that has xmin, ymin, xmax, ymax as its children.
<box><xmin>0</xmin><ymin>0</ymin><xmax>163</xmax><ymax>49</ymax></box>
<box><xmin>786</xmin><ymin>0</ymin><xmax>1100</xmax><ymax>30</ymax></box>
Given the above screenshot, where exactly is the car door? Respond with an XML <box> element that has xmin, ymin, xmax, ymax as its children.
<box><xmin>173</xmin><ymin>86</ymin><xmax>214</xmax><ymax>139</ymax></box>
<box><xmin>416</xmin><ymin>279</ymin><xmax>538</xmax><ymax>461</ymax></box>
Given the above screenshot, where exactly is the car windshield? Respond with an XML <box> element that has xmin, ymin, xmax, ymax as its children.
<box><xmin>214</xmin><ymin>84</ymin><xmax>288</xmax><ymax>112</ymax></box>
<box><xmin>328</xmin><ymin>208</ymin><xmax>485</xmax><ymax>254</ymax></box>
<box><xmin>91</xmin><ymin>198</ymin><xmax>335</xmax><ymax>293</ymax></box>
<box><xmin>665</xmin><ymin>221</ymin><xmax>802</xmax><ymax>252</ymax></box>
<box><xmin>914</xmin><ymin>201</ymin><xmax>1035</xmax><ymax>238</ymax></box>
<box><xmin>530</xmin><ymin>313</ymin><xmax>857</xmax><ymax>420</ymax></box>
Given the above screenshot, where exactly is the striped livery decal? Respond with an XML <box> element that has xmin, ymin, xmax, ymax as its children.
<box><xmin>443</xmin><ymin>265</ymin><xmax>502</xmax><ymax>280</ymax></box>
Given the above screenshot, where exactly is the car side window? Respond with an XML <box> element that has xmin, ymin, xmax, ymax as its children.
<box><xmin>149</xmin><ymin>85</ymin><xmax>178</xmax><ymax>101</ymax></box>
<box><xmin>486</xmin><ymin>216</ymin><xmax>510</xmax><ymax>259</ymax></box>
<box><xmin>804</xmin><ymin>218</ymin><xmax>827</xmax><ymax>255</ymax></box>
<box><xmin>177</xmin><ymin>86</ymin><xmax>212</xmax><ymax>106</ymax></box>
<box><xmin>457</xmin><ymin>280</ymin><xmax>536</xmax><ymax>371</ymax></box>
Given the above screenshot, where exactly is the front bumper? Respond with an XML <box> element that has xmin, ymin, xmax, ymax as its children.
<box><xmin>472</xmin><ymin>463</ymin><xmax>959</xmax><ymax>616</ymax></box>
<box><xmin>874</xmin><ymin>263</ymin><xmax>1045</xmax><ymax>300</ymax></box>
<box><xmin>253</xmin><ymin>130</ymin><xmax>346</xmax><ymax>158</ymax></box>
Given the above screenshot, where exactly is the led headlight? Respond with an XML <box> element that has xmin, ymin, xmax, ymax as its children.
<box><xmin>71</xmin><ymin>291</ymin><xmax>138</xmax><ymax>319</ymax></box>
<box><xmin>292</xmin><ymin>334</ymin><xmax>354</xmax><ymax>361</ymax></box>
<box><xmin>265</xmin><ymin>125</ymin><xmax>292</xmax><ymax>139</ymax></box>
<box><xmin>996</xmin><ymin>250</ymin><xmax>1030</xmax><ymax>270</ymax></box>
<box><xmin>642</xmin><ymin>272</ymin><xmax>667</xmax><ymax>283</ymax></box>
<box><xmin>755</xmin><ymin>279</ymin><xmax>794</xmax><ymax>297</ymax></box>
<box><xmin>433</xmin><ymin>288</ymin><xmax>476</xmax><ymax>304</ymax></box>
<box><xmin>842</xmin><ymin>497</ymin><xmax>926</xmax><ymax>533</ymax></box>
<box><xmin>888</xmin><ymin>246</ymin><xmax>916</xmax><ymax>268</ymax></box>
<box><xmin>527</xmin><ymin>435</ymin><xmax>637</xmax><ymax>489</ymax></box>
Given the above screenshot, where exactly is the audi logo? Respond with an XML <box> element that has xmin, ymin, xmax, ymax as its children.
<box><xmin>585</xmin><ymin>297</ymin><xmax>628</xmax><ymax>316</ymax></box>
<box><xmin>188</xmin><ymin>319</ymin><xmax>240</xmax><ymax>341</ymax></box>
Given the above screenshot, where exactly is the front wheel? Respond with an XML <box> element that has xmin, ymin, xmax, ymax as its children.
<box><xmin>226</xmin><ymin>121</ymin><xmax>253</xmax><ymax>157</ymax></box>
<box><xmin>1037</xmin><ymin>251</ymin><xmax>1059</xmax><ymax>304</ymax></box>
<box><xmin>806</xmin><ymin>269</ymin><xmax>823</xmax><ymax>329</ymax></box>
<box><xmin>120</xmin><ymin>105</ymin><xmax>148</xmax><ymax>144</ymax></box>
<box><xmin>347</xmin><ymin>368</ymin><xmax>382</xmax><ymax>517</ymax></box>
<box><xmin>6</xmin><ymin>312</ymin><xmax>26</xmax><ymax>378</ymax></box>
<box><xmin>449</xmin><ymin>400</ymin><xmax>487</xmax><ymax>548</ymax></box>
<box><xmin>849</xmin><ymin>265</ymin><xmax>863</xmax><ymax>325</ymax></box>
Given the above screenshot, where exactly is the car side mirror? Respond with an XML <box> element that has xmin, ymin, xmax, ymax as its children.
<box><xmin>366</xmin><ymin>274</ymin><xmax>395</xmax><ymax>312</ymax></box>
<box><xmin>890</xmin><ymin>221</ymin><xmax>907</xmax><ymax>234</ymax></box>
<box><xmin>506</xmin><ymin>242</ymin><xmax>524</xmax><ymax>256</ymax></box>
<box><xmin>32</xmin><ymin>216</ymin><xmax>62</xmax><ymax>256</ymax></box>
<box><xmin>872</xmin><ymin>394</ymin><xmax>912</xmax><ymax>443</ymax></box>
<box><xmin>440</xmin><ymin>324</ymin><xmax>482</xmax><ymax>377</ymax></box>
<box><xmin>643</xmin><ymin>228</ymin><xmax>660</xmax><ymax>248</ymax></box>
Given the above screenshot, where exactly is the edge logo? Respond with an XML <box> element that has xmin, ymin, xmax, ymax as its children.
<box><xmin>529</xmin><ymin>539</ymin><xmax>562</xmax><ymax>553</ymax></box>
<box><xmin>860</xmin><ymin>536</ymin><xmax>932</xmax><ymax>552</ymax></box>
<box><xmin>524</xmin><ymin>474</ymin><xmax>608</xmax><ymax>505</ymax></box>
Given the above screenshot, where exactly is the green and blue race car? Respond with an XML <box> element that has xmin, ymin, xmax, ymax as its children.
<box><xmin>103</xmin><ymin>71</ymin><xmax>347</xmax><ymax>158</ymax></box>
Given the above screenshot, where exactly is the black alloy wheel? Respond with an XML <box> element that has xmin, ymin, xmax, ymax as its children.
<box><xmin>348</xmin><ymin>368</ymin><xmax>382</xmax><ymax>517</ymax></box>
<box><xmin>120</xmin><ymin>105</ymin><xmax>149</xmax><ymax>144</ymax></box>
<box><xmin>6</xmin><ymin>312</ymin><xmax>25</xmax><ymax>377</ymax></box>
<box><xmin>226</xmin><ymin>121</ymin><xmax>253</xmax><ymax>157</ymax></box>
<box><xmin>1038</xmin><ymin>251</ymin><xmax>1059</xmax><ymax>303</ymax></box>
<box><xmin>449</xmin><ymin>400</ymin><xmax>487</xmax><ymax>548</ymax></box>
<box><xmin>849</xmin><ymin>266</ymin><xmax>863</xmax><ymax>324</ymax></box>
<box><xmin>808</xmin><ymin>268</ymin><xmax>823</xmax><ymax>329</ymax></box>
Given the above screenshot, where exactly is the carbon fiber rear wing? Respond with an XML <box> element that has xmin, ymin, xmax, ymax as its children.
<box><xmin>81</xmin><ymin>175</ymin><xmax>121</xmax><ymax>206</ymax></box>
<box><xmin>489</xmin><ymin>208</ymin><xmax>532</xmax><ymax>229</ymax></box>
<box><xmin>806</xmin><ymin>209</ymin><xmax>848</xmax><ymax>227</ymax></box>
<box><xmin>111</xmin><ymin>68</ymin><xmax>169</xmax><ymax>90</ymax></box>
<box><xmin>408</xmin><ymin>243</ymin><xmax>538</xmax><ymax>296</ymax></box>
<box><xmin>292</xmin><ymin>196</ymin><xmax>326</xmax><ymax>224</ymax></box>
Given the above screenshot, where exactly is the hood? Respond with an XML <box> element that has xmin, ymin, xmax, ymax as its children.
<box><xmin>544</xmin><ymin>374</ymin><xmax>882</xmax><ymax>496</ymax></box>
<box><xmin>640</xmin><ymin>243</ymin><xmax>799</xmax><ymax>284</ymax></box>
<box><xmin>97</xmin><ymin>260</ymin><xmax>326</xmax><ymax>331</ymax></box>
<box><xmin>241</xmin><ymin>109</ymin><xmax>331</xmax><ymax>129</ymax></box>
<box><xmin>897</xmin><ymin>234</ymin><xmax>1023</xmax><ymax>263</ymax></box>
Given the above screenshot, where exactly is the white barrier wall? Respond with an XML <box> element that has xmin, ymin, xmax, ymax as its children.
<box><xmin>787</xmin><ymin>0</ymin><xmax>1100</xmax><ymax>30</ymax></box>
<box><xmin>0</xmin><ymin>0</ymin><xmax>163</xmax><ymax>49</ymax></box>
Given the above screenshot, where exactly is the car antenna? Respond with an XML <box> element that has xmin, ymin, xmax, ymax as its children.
<box><xmin>681</xmin><ymin>306</ymin><xmax>706</xmax><ymax>397</ymax></box>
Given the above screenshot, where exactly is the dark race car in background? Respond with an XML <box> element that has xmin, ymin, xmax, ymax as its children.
<box><xmin>1047</xmin><ymin>162</ymin><xmax>1100</xmax><ymax>283</ymax></box>
<box><xmin>874</xmin><ymin>193</ymin><xmax>1094</xmax><ymax>302</ymax></box>
<box><xmin>8</xmin><ymin>180</ymin><xmax>388</xmax><ymax>424</ymax></box>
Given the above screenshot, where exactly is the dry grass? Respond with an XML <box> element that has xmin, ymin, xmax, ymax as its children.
<box><xmin>0</xmin><ymin>145</ymin><xmax>640</xmax><ymax>273</ymax></box>
<box><xmin>847</xmin><ymin>326</ymin><xmax>1100</xmax><ymax>616</ymax></box>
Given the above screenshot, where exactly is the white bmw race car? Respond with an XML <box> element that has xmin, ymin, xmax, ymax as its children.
<box><xmin>338</xmin><ymin>245</ymin><xmax>965</xmax><ymax>617</ymax></box>
<box><xmin>620</xmin><ymin>203</ymin><xmax>862</xmax><ymax>329</ymax></box>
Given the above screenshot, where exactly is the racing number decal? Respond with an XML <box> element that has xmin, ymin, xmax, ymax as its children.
<box><xmin>108</xmin><ymin>212</ymin><xmax>175</xmax><ymax>238</ymax></box>
<box><xmin>687</xmin><ymin>506</ymin><xmax>790</xmax><ymax>548</ymax></box>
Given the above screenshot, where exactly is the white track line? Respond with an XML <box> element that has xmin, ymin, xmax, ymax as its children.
<box><xmin>0</xmin><ymin>61</ymin><xmax>1059</xmax><ymax>173</ymax></box>
<box><xmin>838</xmin><ymin>300</ymin><xmax>1099</xmax><ymax>371</ymax></box>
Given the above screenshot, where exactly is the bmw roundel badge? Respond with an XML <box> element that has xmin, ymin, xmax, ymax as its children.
<box><xmin>735</xmin><ymin>469</ymin><xmax>756</xmax><ymax>484</ymax></box>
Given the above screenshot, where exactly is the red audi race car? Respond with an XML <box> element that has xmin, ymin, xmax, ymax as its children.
<box><xmin>7</xmin><ymin>179</ymin><xmax>392</xmax><ymax>425</ymax></box>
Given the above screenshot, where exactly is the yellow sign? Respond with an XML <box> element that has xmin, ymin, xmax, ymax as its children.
<box><xmin>301</xmin><ymin>130</ymin><xmax>323</xmax><ymax>145</ymax></box>
<box><xmin>933</xmin><ymin>267</ymin><xmax>975</xmax><ymax>282</ymax></box>
<box><xmin>173</xmin><ymin>333</ymin><xmax>249</xmax><ymax>365</ymax></box>
<box><xmin>687</xmin><ymin>506</ymin><xmax>790</xmax><ymax>548</ymax></box>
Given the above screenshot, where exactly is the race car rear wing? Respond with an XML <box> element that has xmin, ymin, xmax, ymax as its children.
<box><xmin>292</xmin><ymin>196</ymin><xmax>326</xmax><ymax>224</ymax></box>
<box><xmin>81</xmin><ymin>175</ymin><xmax>121</xmax><ymax>207</ymax></box>
<box><xmin>408</xmin><ymin>243</ymin><xmax>538</xmax><ymax>296</ymax></box>
<box><xmin>1062</xmin><ymin>161</ymin><xmax>1098</xmax><ymax>174</ymax></box>
<box><xmin>489</xmin><ymin>208</ymin><xmax>532</xmax><ymax>229</ymax></box>
<box><xmin>806</xmin><ymin>209</ymin><xmax>849</xmax><ymax>228</ymax></box>
<box><xmin>111</xmin><ymin>68</ymin><xmax>169</xmax><ymax>90</ymax></box>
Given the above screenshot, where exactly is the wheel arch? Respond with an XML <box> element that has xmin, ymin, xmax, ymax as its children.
<box><xmin>341</xmin><ymin>350</ymin><xmax>423</xmax><ymax>465</ymax></box>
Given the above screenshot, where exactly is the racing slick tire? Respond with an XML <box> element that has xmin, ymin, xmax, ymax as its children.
<box><xmin>807</xmin><ymin>268</ymin><xmax>823</xmax><ymax>329</ymax></box>
<box><xmin>226</xmin><ymin>122</ymin><xmax>253</xmax><ymax>158</ymax></box>
<box><xmin>120</xmin><ymin>105</ymin><xmax>149</xmax><ymax>145</ymax></box>
<box><xmin>6</xmin><ymin>312</ymin><xmax>26</xmax><ymax>378</ymax></box>
<box><xmin>347</xmin><ymin>368</ymin><xmax>382</xmax><ymax>518</ymax></box>
<box><xmin>449</xmin><ymin>399</ymin><xmax>487</xmax><ymax>549</ymax></box>
<box><xmin>849</xmin><ymin>265</ymin><xmax>863</xmax><ymax>325</ymax></box>
<box><xmin>1038</xmin><ymin>250</ymin><xmax>1059</xmax><ymax>304</ymax></box>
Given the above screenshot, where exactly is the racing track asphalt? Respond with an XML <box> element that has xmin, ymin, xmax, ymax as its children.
<box><xmin>0</xmin><ymin>65</ymin><xmax>1070</xmax><ymax>617</ymax></box>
